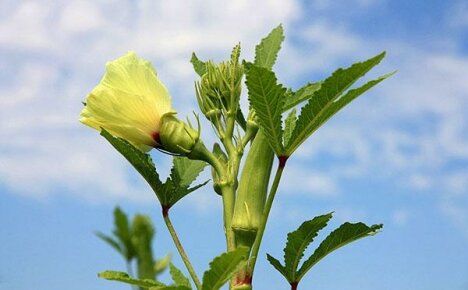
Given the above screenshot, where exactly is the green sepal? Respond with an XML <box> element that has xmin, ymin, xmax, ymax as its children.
<box><xmin>202</xmin><ymin>247</ymin><xmax>250</xmax><ymax>290</ymax></box>
<box><xmin>98</xmin><ymin>271</ymin><xmax>165</xmax><ymax>288</ymax></box>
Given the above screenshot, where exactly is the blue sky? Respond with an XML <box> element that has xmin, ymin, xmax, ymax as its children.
<box><xmin>0</xmin><ymin>0</ymin><xmax>467</xmax><ymax>290</ymax></box>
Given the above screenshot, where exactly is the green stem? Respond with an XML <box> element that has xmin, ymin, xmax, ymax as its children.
<box><xmin>221</xmin><ymin>184</ymin><xmax>236</xmax><ymax>251</ymax></box>
<box><xmin>249</xmin><ymin>158</ymin><xmax>287</xmax><ymax>272</ymax></box>
<box><xmin>163</xmin><ymin>210</ymin><xmax>202</xmax><ymax>290</ymax></box>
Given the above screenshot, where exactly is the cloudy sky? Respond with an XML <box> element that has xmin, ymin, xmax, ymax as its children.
<box><xmin>1</xmin><ymin>0</ymin><xmax>467</xmax><ymax>289</ymax></box>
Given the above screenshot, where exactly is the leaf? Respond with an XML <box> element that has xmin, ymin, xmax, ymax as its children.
<box><xmin>254</xmin><ymin>25</ymin><xmax>285</xmax><ymax>70</ymax></box>
<box><xmin>169</xmin><ymin>263</ymin><xmax>192</xmax><ymax>289</ymax></box>
<box><xmin>166</xmin><ymin>161</ymin><xmax>209</xmax><ymax>206</ymax></box>
<box><xmin>296</xmin><ymin>222</ymin><xmax>383</xmax><ymax>282</ymax></box>
<box><xmin>282</xmin><ymin>82</ymin><xmax>322</xmax><ymax>112</ymax></box>
<box><xmin>266</xmin><ymin>254</ymin><xmax>287</xmax><ymax>278</ymax></box>
<box><xmin>95</xmin><ymin>232</ymin><xmax>123</xmax><ymax>256</ymax></box>
<box><xmin>283</xmin><ymin>108</ymin><xmax>297</xmax><ymax>147</ymax></box>
<box><xmin>202</xmin><ymin>247</ymin><xmax>249</xmax><ymax>290</ymax></box>
<box><xmin>191</xmin><ymin>53</ymin><xmax>206</xmax><ymax>76</ymax></box>
<box><xmin>283</xmin><ymin>213</ymin><xmax>333</xmax><ymax>282</ymax></box>
<box><xmin>311</xmin><ymin>72</ymin><xmax>395</xmax><ymax>131</ymax></box>
<box><xmin>149</xmin><ymin>286</ymin><xmax>191</xmax><ymax>290</ymax></box>
<box><xmin>113</xmin><ymin>206</ymin><xmax>135</xmax><ymax>261</ymax></box>
<box><xmin>132</xmin><ymin>215</ymin><xmax>156</xmax><ymax>279</ymax></box>
<box><xmin>246</xmin><ymin>64</ymin><xmax>286</xmax><ymax>155</ymax></box>
<box><xmin>236</xmin><ymin>107</ymin><xmax>247</xmax><ymax>131</ymax></box>
<box><xmin>171</xmin><ymin>157</ymin><xmax>207</xmax><ymax>188</ymax></box>
<box><xmin>98</xmin><ymin>271</ymin><xmax>165</xmax><ymax>288</ymax></box>
<box><xmin>286</xmin><ymin>52</ymin><xmax>389</xmax><ymax>155</ymax></box>
<box><xmin>101</xmin><ymin>129</ymin><xmax>163</xmax><ymax>197</ymax></box>
<box><xmin>154</xmin><ymin>253</ymin><xmax>172</xmax><ymax>275</ymax></box>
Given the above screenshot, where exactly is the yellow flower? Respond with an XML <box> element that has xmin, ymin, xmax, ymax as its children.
<box><xmin>80</xmin><ymin>52</ymin><xmax>174</xmax><ymax>151</ymax></box>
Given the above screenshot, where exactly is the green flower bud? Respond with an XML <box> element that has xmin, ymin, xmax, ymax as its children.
<box><xmin>159</xmin><ymin>113</ymin><xmax>199</xmax><ymax>155</ymax></box>
<box><xmin>212</xmin><ymin>143</ymin><xmax>228</xmax><ymax>195</ymax></box>
<box><xmin>195</xmin><ymin>45</ymin><xmax>244</xmax><ymax>120</ymax></box>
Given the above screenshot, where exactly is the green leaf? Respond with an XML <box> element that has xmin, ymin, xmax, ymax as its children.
<box><xmin>236</xmin><ymin>108</ymin><xmax>247</xmax><ymax>131</ymax></box>
<box><xmin>154</xmin><ymin>253</ymin><xmax>172</xmax><ymax>275</ymax></box>
<box><xmin>283</xmin><ymin>213</ymin><xmax>333</xmax><ymax>282</ymax></box>
<box><xmin>149</xmin><ymin>286</ymin><xmax>191</xmax><ymax>290</ymax></box>
<box><xmin>95</xmin><ymin>232</ymin><xmax>123</xmax><ymax>256</ymax></box>
<box><xmin>296</xmin><ymin>222</ymin><xmax>383</xmax><ymax>282</ymax></box>
<box><xmin>98</xmin><ymin>271</ymin><xmax>165</xmax><ymax>288</ymax></box>
<box><xmin>282</xmin><ymin>82</ymin><xmax>322</xmax><ymax>112</ymax></box>
<box><xmin>202</xmin><ymin>247</ymin><xmax>249</xmax><ymax>290</ymax></box>
<box><xmin>246</xmin><ymin>64</ymin><xmax>286</xmax><ymax>155</ymax></box>
<box><xmin>254</xmin><ymin>24</ymin><xmax>285</xmax><ymax>70</ymax></box>
<box><xmin>286</xmin><ymin>52</ymin><xmax>389</xmax><ymax>155</ymax></box>
<box><xmin>191</xmin><ymin>53</ymin><xmax>206</xmax><ymax>76</ymax></box>
<box><xmin>132</xmin><ymin>215</ymin><xmax>156</xmax><ymax>279</ymax></box>
<box><xmin>266</xmin><ymin>254</ymin><xmax>287</xmax><ymax>278</ymax></box>
<box><xmin>283</xmin><ymin>108</ymin><xmax>297</xmax><ymax>147</ymax></box>
<box><xmin>113</xmin><ymin>206</ymin><xmax>135</xmax><ymax>261</ymax></box>
<box><xmin>166</xmin><ymin>162</ymin><xmax>209</xmax><ymax>205</ymax></box>
<box><xmin>311</xmin><ymin>71</ymin><xmax>395</xmax><ymax>131</ymax></box>
<box><xmin>169</xmin><ymin>263</ymin><xmax>192</xmax><ymax>289</ymax></box>
<box><xmin>101</xmin><ymin>129</ymin><xmax>163</xmax><ymax>197</ymax></box>
<box><xmin>171</xmin><ymin>157</ymin><xmax>207</xmax><ymax>188</ymax></box>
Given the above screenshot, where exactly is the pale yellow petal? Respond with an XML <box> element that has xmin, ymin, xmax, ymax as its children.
<box><xmin>80</xmin><ymin>52</ymin><xmax>175</xmax><ymax>151</ymax></box>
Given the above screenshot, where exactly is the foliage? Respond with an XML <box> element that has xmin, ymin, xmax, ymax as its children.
<box><xmin>96</xmin><ymin>207</ymin><xmax>171</xmax><ymax>284</ymax></box>
<box><xmin>85</xmin><ymin>24</ymin><xmax>393</xmax><ymax>290</ymax></box>
<box><xmin>267</xmin><ymin>213</ymin><xmax>382</xmax><ymax>288</ymax></box>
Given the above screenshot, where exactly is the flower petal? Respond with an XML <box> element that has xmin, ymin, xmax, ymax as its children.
<box><xmin>80</xmin><ymin>52</ymin><xmax>174</xmax><ymax>152</ymax></box>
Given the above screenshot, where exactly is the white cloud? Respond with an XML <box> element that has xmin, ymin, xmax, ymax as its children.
<box><xmin>310</xmin><ymin>0</ymin><xmax>384</xmax><ymax>10</ymax></box>
<box><xmin>0</xmin><ymin>0</ymin><xmax>299</xmax><ymax>203</ymax></box>
<box><xmin>391</xmin><ymin>208</ymin><xmax>410</xmax><ymax>226</ymax></box>
<box><xmin>0</xmin><ymin>0</ymin><xmax>467</xmax><ymax>235</ymax></box>
<box><xmin>282</xmin><ymin>165</ymin><xmax>340</xmax><ymax>198</ymax></box>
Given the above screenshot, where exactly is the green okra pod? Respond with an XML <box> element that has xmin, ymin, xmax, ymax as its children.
<box><xmin>231</xmin><ymin>131</ymin><xmax>274</xmax><ymax>248</ymax></box>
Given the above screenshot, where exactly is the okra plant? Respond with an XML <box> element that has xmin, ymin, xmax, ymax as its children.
<box><xmin>80</xmin><ymin>25</ymin><xmax>393</xmax><ymax>290</ymax></box>
<box><xmin>96</xmin><ymin>207</ymin><xmax>171</xmax><ymax>287</ymax></box>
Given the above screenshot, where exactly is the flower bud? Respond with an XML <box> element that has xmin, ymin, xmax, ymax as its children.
<box><xmin>159</xmin><ymin>113</ymin><xmax>199</xmax><ymax>155</ymax></box>
<box><xmin>211</xmin><ymin>143</ymin><xmax>228</xmax><ymax>195</ymax></box>
<box><xmin>195</xmin><ymin>45</ymin><xmax>243</xmax><ymax>120</ymax></box>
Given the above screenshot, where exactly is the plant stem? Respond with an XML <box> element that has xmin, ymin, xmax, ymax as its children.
<box><xmin>163</xmin><ymin>210</ymin><xmax>202</xmax><ymax>290</ymax></box>
<box><xmin>291</xmin><ymin>282</ymin><xmax>298</xmax><ymax>290</ymax></box>
<box><xmin>221</xmin><ymin>184</ymin><xmax>236</xmax><ymax>251</ymax></box>
<box><xmin>249</xmin><ymin>158</ymin><xmax>287</xmax><ymax>272</ymax></box>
